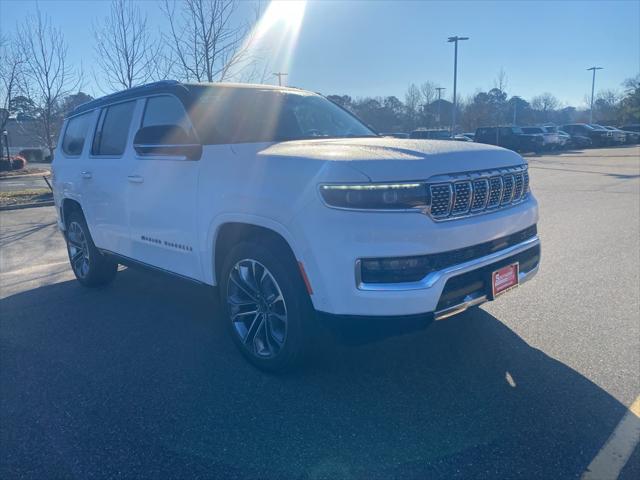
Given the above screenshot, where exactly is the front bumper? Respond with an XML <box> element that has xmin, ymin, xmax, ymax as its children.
<box><xmin>317</xmin><ymin>235</ymin><xmax>540</xmax><ymax>323</ymax></box>
<box><xmin>293</xmin><ymin>192</ymin><xmax>539</xmax><ymax>316</ymax></box>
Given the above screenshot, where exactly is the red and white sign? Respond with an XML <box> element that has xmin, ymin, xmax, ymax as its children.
<box><xmin>492</xmin><ymin>263</ymin><xmax>519</xmax><ymax>297</ymax></box>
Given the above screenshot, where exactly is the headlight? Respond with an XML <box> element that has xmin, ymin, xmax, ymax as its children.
<box><xmin>319</xmin><ymin>182</ymin><xmax>428</xmax><ymax>211</ymax></box>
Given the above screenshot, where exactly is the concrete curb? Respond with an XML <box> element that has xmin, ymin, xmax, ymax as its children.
<box><xmin>0</xmin><ymin>172</ymin><xmax>51</xmax><ymax>181</ymax></box>
<box><xmin>0</xmin><ymin>201</ymin><xmax>55</xmax><ymax>211</ymax></box>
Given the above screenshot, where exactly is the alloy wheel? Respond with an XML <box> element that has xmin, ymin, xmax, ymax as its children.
<box><xmin>67</xmin><ymin>221</ymin><xmax>90</xmax><ymax>279</ymax></box>
<box><xmin>227</xmin><ymin>259</ymin><xmax>288</xmax><ymax>358</ymax></box>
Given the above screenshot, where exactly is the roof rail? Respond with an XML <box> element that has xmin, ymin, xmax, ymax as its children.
<box><xmin>69</xmin><ymin>80</ymin><xmax>181</xmax><ymax>117</ymax></box>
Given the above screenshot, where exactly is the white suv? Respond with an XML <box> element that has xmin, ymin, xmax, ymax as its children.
<box><xmin>53</xmin><ymin>81</ymin><xmax>540</xmax><ymax>371</ymax></box>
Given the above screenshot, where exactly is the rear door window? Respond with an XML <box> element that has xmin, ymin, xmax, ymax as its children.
<box><xmin>92</xmin><ymin>100</ymin><xmax>136</xmax><ymax>156</ymax></box>
<box><xmin>62</xmin><ymin>113</ymin><xmax>93</xmax><ymax>156</ymax></box>
<box><xmin>141</xmin><ymin>95</ymin><xmax>192</xmax><ymax>133</ymax></box>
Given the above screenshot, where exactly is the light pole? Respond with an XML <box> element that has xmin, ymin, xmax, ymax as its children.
<box><xmin>436</xmin><ymin>87</ymin><xmax>446</xmax><ymax>127</ymax></box>
<box><xmin>273</xmin><ymin>72</ymin><xmax>288</xmax><ymax>86</ymax></box>
<box><xmin>587</xmin><ymin>66</ymin><xmax>603</xmax><ymax>123</ymax></box>
<box><xmin>448</xmin><ymin>36</ymin><xmax>469</xmax><ymax>135</ymax></box>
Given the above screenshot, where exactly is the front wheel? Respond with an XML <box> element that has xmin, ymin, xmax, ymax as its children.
<box><xmin>65</xmin><ymin>210</ymin><xmax>118</xmax><ymax>287</ymax></box>
<box><xmin>219</xmin><ymin>241</ymin><xmax>314</xmax><ymax>372</ymax></box>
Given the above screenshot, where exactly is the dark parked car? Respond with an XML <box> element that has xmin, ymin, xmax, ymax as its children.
<box><xmin>475</xmin><ymin>126</ymin><xmax>544</xmax><ymax>153</ymax></box>
<box><xmin>606</xmin><ymin>126</ymin><xmax>640</xmax><ymax>144</ymax></box>
<box><xmin>561</xmin><ymin>124</ymin><xmax>611</xmax><ymax>147</ymax></box>
<box><xmin>561</xmin><ymin>130</ymin><xmax>592</xmax><ymax>148</ymax></box>
<box><xmin>620</xmin><ymin>124</ymin><xmax>640</xmax><ymax>133</ymax></box>
<box><xmin>409</xmin><ymin>129</ymin><xmax>451</xmax><ymax>140</ymax></box>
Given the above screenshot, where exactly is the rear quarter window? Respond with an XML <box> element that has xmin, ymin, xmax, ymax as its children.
<box><xmin>62</xmin><ymin>113</ymin><xmax>93</xmax><ymax>156</ymax></box>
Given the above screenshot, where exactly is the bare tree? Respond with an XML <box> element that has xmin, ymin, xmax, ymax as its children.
<box><xmin>18</xmin><ymin>8</ymin><xmax>80</xmax><ymax>155</ymax></box>
<box><xmin>161</xmin><ymin>0</ymin><xmax>253</xmax><ymax>83</ymax></box>
<box><xmin>405</xmin><ymin>83</ymin><xmax>421</xmax><ymax>128</ymax></box>
<box><xmin>0</xmin><ymin>34</ymin><xmax>24</xmax><ymax>132</ymax></box>
<box><xmin>93</xmin><ymin>0</ymin><xmax>160</xmax><ymax>91</ymax></box>
<box><xmin>494</xmin><ymin>68</ymin><xmax>508</xmax><ymax>93</ymax></box>
<box><xmin>531</xmin><ymin>93</ymin><xmax>559</xmax><ymax>121</ymax></box>
<box><xmin>419</xmin><ymin>81</ymin><xmax>436</xmax><ymax>106</ymax></box>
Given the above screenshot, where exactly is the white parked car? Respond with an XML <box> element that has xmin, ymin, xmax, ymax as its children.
<box><xmin>53</xmin><ymin>81</ymin><xmax>540</xmax><ymax>371</ymax></box>
<box><xmin>522</xmin><ymin>126</ymin><xmax>561</xmax><ymax>150</ymax></box>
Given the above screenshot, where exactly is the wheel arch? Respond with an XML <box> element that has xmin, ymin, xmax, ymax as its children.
<box><xmin>61</xmin><ymin>197</ymin><xmax>84</xmax><ymax>230</ymax></box>
<box><xmin>207</xmin><ymin>216</ymin><xmax>303</xmax><ymax>287</ymax></box>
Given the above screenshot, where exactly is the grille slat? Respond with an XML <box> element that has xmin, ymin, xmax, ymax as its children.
<box><xmin>429</xmin><ymin>184</ymin><xmax>453</xmax><ymax>219</ymax></box>
<box><xmin>470</xmin><ymin>179</ymin><xmax>489</xmax><ymax>211</ymax></box>
<box><xmin>513</xmin><ymin>173</ymin><xmax>524</xmax><ymax>201</ymax></box>
<box><xmin>427</xmin><ymin>167</ymin><xmax>529</xmax><ymax>221</ymax></box>
<box><xmin>451</xmin><ymin>181</ymin><xmax>472</xmax><ymax>215</ymax></box>
<box><xmin>487</xmin><ymin>176</ymin><xmax>503</xmax><ymax>208</ymax></box>
<box><xmin>501</xmin><ymin>174</ymin><xmax>514</xmax><ymax>205</ymax></box>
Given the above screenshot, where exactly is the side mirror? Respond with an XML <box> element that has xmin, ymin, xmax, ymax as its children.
<box><xmin>133</xmin><ymin>125</ymin><xmax>202</xmax><ymax>160</ymax></box>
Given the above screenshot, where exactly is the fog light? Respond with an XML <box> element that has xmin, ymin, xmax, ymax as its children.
<box><xmin>360</xmin><ymin>255</ymin><xmax>433</xmax><ymax>284</ymax></box>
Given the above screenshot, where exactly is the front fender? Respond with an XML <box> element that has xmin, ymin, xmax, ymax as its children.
<box><xmin>202</xmin><ymin>213</ymin><xmax>303</xmax><ymax>286</ymax></box>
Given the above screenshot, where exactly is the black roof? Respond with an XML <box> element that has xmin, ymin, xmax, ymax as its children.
<box><xmin>69</xmin><ymin>80</ymin><xmax>186</xmax><ymax>117</ymax></box>
<box><xmin>69</xmin><ymin>80</ymin><xmax>309</xmax><ymax>118</ymax></box>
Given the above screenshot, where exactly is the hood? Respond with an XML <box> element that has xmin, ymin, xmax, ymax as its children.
<box><xmin>261</xmin><ymin>137</ymin><xmax>525</xmax><ymax>182</ymax></box>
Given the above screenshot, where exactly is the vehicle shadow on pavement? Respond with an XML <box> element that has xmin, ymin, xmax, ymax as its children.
<box><xmin>1</xmin><ymin>268</ymin><xmax>637</xmax><ymax>479</ymax></box>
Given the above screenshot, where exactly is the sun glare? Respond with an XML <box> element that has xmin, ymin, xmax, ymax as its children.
<box><xmin>224</xmin><ymin>1</ymin><xmax>307</xmax><ymax>84</ymax></box>
<box><xmin>255</xmin><ymin>1</ymin><xmax>307</xmax><ymax>40</ymax></box>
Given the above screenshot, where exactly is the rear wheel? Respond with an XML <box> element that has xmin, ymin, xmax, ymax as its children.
<box><xmin>220</xmin><ymin>241</ymin><xmax>314</xmax><ymax>372</ymax></box>
<box><xmin>65</xmin><ymin>210</ymin><xmax>118</xmax><ymax>287</ymax></box>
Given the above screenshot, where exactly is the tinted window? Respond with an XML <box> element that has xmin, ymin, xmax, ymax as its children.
<box><xmin>189</xmin><ymin>87</ymin><xmax>375</xmax><ymax>145</ymax></box>
<box><xmin>62</xmin><ymin>113</ymin><xmax>92</xmax><ymax>156</ymax></box>
<box><xmin>92</xmin><ymin>101</ymin><xmax>136</xmax><ymax>156</ymax></box>
<box><xmin>142</xmin><ymin>96</ymin><xmax>192</xmax><ymax>133</ymax></box>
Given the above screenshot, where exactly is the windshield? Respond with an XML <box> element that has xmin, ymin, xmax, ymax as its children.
<box><xmin>188</xmin><ymin>87</ymin><xmax>376</xmax><ymax>145</ymax></box>
<box><xmin>523</xmin><ymin>127</ymin><xmax>543</xmax><ymax>134</ymax></box>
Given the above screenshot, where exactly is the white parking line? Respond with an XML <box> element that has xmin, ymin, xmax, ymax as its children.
<box><xmin>581</xmin><ymin>395</ymin><xmax>640</xmax><ymax>480</ymax></box>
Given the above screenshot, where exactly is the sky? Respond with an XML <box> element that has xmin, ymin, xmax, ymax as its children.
<box><xmin>1</xmin><ymin>0</ymin><xmax>639</xmax><ymax>108</ymax></box>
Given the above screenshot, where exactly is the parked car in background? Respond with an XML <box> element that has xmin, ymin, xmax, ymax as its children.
<box><xmin>380</xmin><ymin>132</ymin><xmax>409</xmax><ymax>139</ymax></box>
<box><xmin>592</xmin><ymin>124</ymin><xmax>624</xmax><ymax>144</ymax></box>
<box><xmin>605</xmin><ymin>126</ymin><xmax>639</xmax><ymax>144</ymax></box>
<box><xmin>462</xmin><ymin>132</ymin><xmax>475</xmax><ymax>141</ymax></box>
<box><xmin>453</xmin><ymin>134</ymin><xmax>473</xmax><ymax>142</ymax></box>
<box><xmin>561</xmin><ymin>124</ymin><xmax>610</xmax><ymax>147</ymax></box>
<box><xmin>475</xmin><ymin>126</ymin><xmax>544</xmax><ymax>153</ymax></box>
<box><xmin>541</xmin><ymin>126</ymin><xmax>569</xmax><ymax>149</ymax></box>
<box><xmin>563</xmin><ymin>130</ymin><xmax>592</xmax><ymax>149</ymax></box>
<box><xmin>52</xmin><ymin>80</ymin><xmax>540</xmax><ymax>372</ymax></box>
<box><xmin>409</xmin><ymin>129</ymin><xmax>451</xmax><ymax>140</ymax></box>
<box><xmin>620</xmin><ymin>124</ymin><xmax>640</xmax><ymax>133</ymax></box>
<box><xmin>522</xmin><ymin>126</ymin><xmax>561</xmax><ymax>150</ymax></box>
<box><xmin>556</xmin><ymin>130</ymin><xmax>572</xmax><ymax>148</ymax></box>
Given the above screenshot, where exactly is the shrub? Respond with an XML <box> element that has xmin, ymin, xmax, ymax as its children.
<box><xmin>10</xmin><ymin>155</ymin><xmax>28</xmax><ymax>170</ymax></box>
<box><xmin>18</xmin><ymin>148</ymin><xmax>44</xmax><ymax>163</ymax></box>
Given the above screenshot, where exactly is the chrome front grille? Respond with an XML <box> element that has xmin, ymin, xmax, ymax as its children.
<box><xmin>427</xmin><ymin>166</ymin><xmax>529</xmax><ymax>221</ymax></box>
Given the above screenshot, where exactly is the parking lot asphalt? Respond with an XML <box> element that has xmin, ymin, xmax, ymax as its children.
<box><xmin>1</xmin><ymin>146</ymin><xmax>639</xmax><ymax>479</ymax></box>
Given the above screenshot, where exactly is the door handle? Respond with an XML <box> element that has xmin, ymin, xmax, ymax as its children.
<box><xmin>127</xmin><ymin>175</ymin><xmax>144</xmax><ymax>184</ymax></box>
<box><xmin>80</xmin><ymin>171</ymin><xmax>92</xmax><ymax>179</ymax></box>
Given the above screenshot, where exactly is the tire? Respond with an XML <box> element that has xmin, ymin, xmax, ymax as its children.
<box><xmin>219</xmin><ymin>240</ymin><xmax>314</xmax><ymax>372</ymax></box>
<box><xmin>65</xmin><ymin>210</ymin><xmax>118</xmax><ymax>287</ymax></box>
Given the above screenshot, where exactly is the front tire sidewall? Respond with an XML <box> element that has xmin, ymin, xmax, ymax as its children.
<box><xmin>220</xmin><ymin>242</ymin><xmax>310</xmax><ymax>372</ymax></box>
